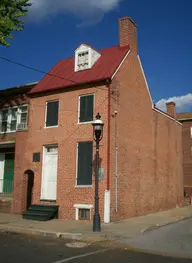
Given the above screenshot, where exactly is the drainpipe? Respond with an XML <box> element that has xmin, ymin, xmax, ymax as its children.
<box><xmin>107</xmin><ymin>82</ymin><xmax>111</xmax><ymax>191</ymax></box>
<box><xmin>104</xmin><ymin>81</ymin><xmax>111</xmax><ymax>223</ymax></box>
<box><xmin>114</xmin><ymin>110</ymin><xmax>118</xmax><ymax>212</ymax></box>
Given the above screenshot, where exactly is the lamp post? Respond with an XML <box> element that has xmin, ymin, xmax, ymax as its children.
<box><xmin>92</xmin><ymin>113</ymin><xmax>104</xmax><ymax>232</ymax></box>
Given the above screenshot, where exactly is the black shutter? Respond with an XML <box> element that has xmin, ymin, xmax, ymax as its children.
<box><xmin>77</xmin><ymin>141</ymin><xmax>93</xmax><ymax>185</ymax></box>
<box><xmin>46</xmin><ymin>101</ymin><xmax>59</xmax><ymax>127</ymax></box>
<box><xmin>79</xmin><ymin>95</ymin><xmax>94</xmax><ymax>122</ymax></box>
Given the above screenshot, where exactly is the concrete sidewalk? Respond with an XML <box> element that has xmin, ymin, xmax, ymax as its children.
<box><xmin>0</xmin><ymin>206</ymin><xmax>192</xmax><ymax>242</ymax></box>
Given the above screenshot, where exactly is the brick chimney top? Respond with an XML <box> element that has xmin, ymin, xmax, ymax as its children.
<box><xmin>166</xmin><ymin>101</ymin><xmax>176</xmax><ymax>118</ymax></box>
<box><xmin>119</xmin><ymin>16</ymin><xmax>137</xmax><ymax>53</ymax></box>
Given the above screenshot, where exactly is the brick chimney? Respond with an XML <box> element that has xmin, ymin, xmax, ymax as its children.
<box><xmin>166</xmin><ymin>102</ymin><xmax>176</xmax><ymax>118</ymax></box>
<box><xmin>119</xmin><ymin>17</ymin><xmax>137</xmax><ymax>53</ymax></box>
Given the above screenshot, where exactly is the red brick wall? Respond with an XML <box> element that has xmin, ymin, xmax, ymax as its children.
<box><xmin>119</xmin><ymin>17</ymin><xmax>137</xmax><ymax>53</ymax></box>
<box><xmin>12</xmin><ymin>86</ymin><xmax>108</xmax><ymax>220</ymax></box>
<box><xmin>110</xmin><ymin>51</ymin><xmax>183</xmax><ymax>221</ymax></box>
<box><xmin>11</xmin><ymin>131</ymin><xmax>29</xmax><ymax>214</ymax></box>
<box><xmin>179</xmin><ymin>120</ymin><xmax>192</xmax><ymax>195</ymax></box>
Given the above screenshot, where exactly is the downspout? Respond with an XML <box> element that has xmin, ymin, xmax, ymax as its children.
<box><xmin>104</xmin><ymin>81</ymin><xmax>111</xmax><ymax>223</ymax></box>
<box><xmin>114</xmin><ymin>110</ymin><xmax>118</xmax><ymax>212</ymax></box>
<box><xmin>107</xmin><ymin>82</ymin><xmax>111</xmax><ymax>191</ymax></box>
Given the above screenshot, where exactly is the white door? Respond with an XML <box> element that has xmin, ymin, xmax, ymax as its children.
<box><xmin>41</xmin><ymin>146</ymin><xmax>58</xmax><ymax>200</ymax></box>
<box><xmin>0</xmin><ymin>154</ymin><xmax>5</xmax><ymax>193</ymax></box>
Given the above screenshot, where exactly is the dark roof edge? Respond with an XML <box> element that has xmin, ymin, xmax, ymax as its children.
<box><xmin>28</xmin><ymin>78</ymin><xmax>110</xmax><ymax>96</ymax></box>
<box><xmin>0</xmin><ymin>81</ymin><xmax>38</xmax><ymax>92</ymax></box>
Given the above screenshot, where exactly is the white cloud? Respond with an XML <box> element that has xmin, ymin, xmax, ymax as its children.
<box><xmin>29</xmin><ymin>0</ymin><xmax>122</xmax><ymax>26</ymax></box>
<box><xmin>156</xmin><ymin>93</ymin><xmax>192</xmax><ymax>113</ymax></box>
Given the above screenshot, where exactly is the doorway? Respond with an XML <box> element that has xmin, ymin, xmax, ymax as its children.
<box><xmin>41</xmin><ymin>145</ymin><xmax>58</xmax><ymax>201</ymax></box>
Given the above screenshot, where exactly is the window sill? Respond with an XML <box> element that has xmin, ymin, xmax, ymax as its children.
<box><xmin>17</xmin><ymin>128</ymin><xmax>28</xmax><ymax>132</ymax></box>
<box><xmin>0</xmin><ymin>131</ymin><xmax>16</xmax><ymax>135</ymax></box>
<box><xmin>40</xmin><ymin>199</ymin><xmax>56</xmax><ymax>202</ymax></box>
<box><xmin>44</xmin><ymin>125</ymin><xmax>59</xmax><ymax>129</ymax></box>
<box><xmin>74</xmin><ymin>204</ymin><xmax>93</xmax><ymax>209</ymax></box>
<box><xmin>77</xmin><ymin>121</ymin><xmax>94</xmax><ymax>125</ymax></box>
<box><xmin>75</xmin><ymin>185</ymin><xmax>92</xmax><ymax>188</ymax></box>
<box><xmin>0</xmin><ymin>128</ymin><xmax>28</xmax><ymax>134</ymax></box>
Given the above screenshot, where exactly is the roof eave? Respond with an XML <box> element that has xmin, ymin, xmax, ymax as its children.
<box><xmin>28</xmin><ymin>77</ymin><xmax>111</xmax><ymax>96</ymax></box>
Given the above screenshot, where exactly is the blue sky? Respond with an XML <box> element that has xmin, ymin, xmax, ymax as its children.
<box><xmin>0</xmin><ymin>0</ymin><xmax>192</xmax><ymax>112</ymax></box>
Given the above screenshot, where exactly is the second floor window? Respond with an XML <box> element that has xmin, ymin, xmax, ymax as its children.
<box><xmin>79</xmin><ymin>94</ymin><xmax>94</xmax><ymax>123</ymax></box>
<box><xmin>0</xmin><ymin>105</ymin><xmax>28</xmax><ymax>133</ymax></box>
<box><xmin>45</xmin><ymin>100</ymin><xmax>59</xmax><ymax>127</ymax></box>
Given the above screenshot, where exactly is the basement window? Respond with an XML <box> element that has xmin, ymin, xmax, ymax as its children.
<box><xmin>78</xmin><ymin>209</ymin><xmax>90</xmax><ymax>220</ymax></box>
<box><xmin>74</xmin><ymin>204</ymin><xmax>93</xmax><ymax>221</ymax></box>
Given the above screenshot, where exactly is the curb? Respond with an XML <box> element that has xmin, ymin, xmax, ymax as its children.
<box><xmin>141</xmin><ymin>215</ymin><xmax>192</xmax><ymax>233</ymax></box>
<box><xmin>0</xmin><ymin>225</ymin><xmax>118</xmax><ymax>242</ymax></box>
<box><xmin>0</xmin><ymin>215</ymin><xmax>192</xmax><ymax>242</ymax></box>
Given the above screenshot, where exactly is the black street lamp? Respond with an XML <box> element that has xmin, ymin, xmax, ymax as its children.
<box><xmin>92</xmin><ymin>113</ymin><xmax>104</xmax><ymax>232</ymax></box>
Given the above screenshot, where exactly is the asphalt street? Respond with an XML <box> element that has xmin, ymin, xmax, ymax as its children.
<box><xmin>121</xmin><ymin>218</ymin><xmax>192</xmax><ymax>258</ymax></box>
<box><xmin>0</xmin><ymin>232</ymin><xmax>191</xmax><ymax>263</ymax></box>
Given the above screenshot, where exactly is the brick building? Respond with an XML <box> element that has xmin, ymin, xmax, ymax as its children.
<box><xmin>177</xmin><ymin>112</ymin><xmax>192</xmax><ymax>197</ymax></box>
<box><xmin>8</xmin><ymin>16</ymin><xmax>184</xmax><ymax>222</ymax></box>
<box><xmin>0</xmin><ymin>82</ymin><xmax>37</xmax><ymax>212</ymax></box>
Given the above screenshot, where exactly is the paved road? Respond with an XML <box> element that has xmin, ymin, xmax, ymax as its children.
<box><xmin>121</xmin><ymin>218</ymin><xmax>192</xmax><ymax>258</ymax></box>
<box><xmin>0</xmin><ymin>232</ymin><xmax>191</xmax><ymax>263</ymax></box>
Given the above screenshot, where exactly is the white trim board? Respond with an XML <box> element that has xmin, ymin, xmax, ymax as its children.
<box><xmin>153</xmin><ymin>107</ymin><xmax>182</xmax><ymax>126</ymax></box>
<box><xmin>0</xmin><ymin>141</ymin><xmax>15</xmax><ymax>145</ymax></box>
<box><xmin>137</xmin><ymin>55</ymin><xmax>181</xmax><ymax>126</ymax></box>
<box><xmin>0</xmin><ymin>154</ymin><xmax>5</xmax><ymax>193</ymax></box>
<box><xmin>74</xmin><ymin>204</ymin><xmax>93</xmax><ymax>209</ymax></box>
<box><xmin>137</xmin><ymin>55</ymin><xmax>154</xmax><ymax>107</ymax></box>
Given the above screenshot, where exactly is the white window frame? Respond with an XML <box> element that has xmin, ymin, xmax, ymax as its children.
<box><xmin>75</xmin><ymin>142</ymin><xmax>93</xmax><ymax>188</ymax></box>
<box><xmin>45</xmin><ymin>100</ymin><xmax>59</xmax><ymax>129</ymax></box>
<box><xmin>41</xmin><ymin>144</ymin><xmax>58</xmax><ymax>200</ymax></box>
<box><xmin>77</xmin><ymin>93</ymin><xmax>95</xmax><ymax>125</ymax></box>
<box><xmin>0</xmin><ymin>105</ymin><xmax>28</xmax><ymax>134</ymax></box>
<box><xmin>77</xmin><ymin>51</ymin><xmax>89</xmax><ymax>71</ymax></box>
<box><xmin>75</xmin><ymin>49</ymin><xmax>91</xmax><ymax>72</ymax></box>
<box><xmin>74</xmin><ymin>204</ymin><xmax>93</xmax><ymax>221</ymax></box>
<box><xmin>190</xmin><ymin>127</ymin><xmax>192</xmax><ymax>138</ymax></box>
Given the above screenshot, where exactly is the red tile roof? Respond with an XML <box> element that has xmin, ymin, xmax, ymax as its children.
<box><xmin>29</xmin><ymin>45</ymin><xmax>130</xmax><ymax>95</ymax></box>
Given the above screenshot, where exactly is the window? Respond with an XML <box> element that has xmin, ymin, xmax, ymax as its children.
<box><xmin>79</xmin><ymin>94</ymin><xmax>94</xmax><ymax>123</ymax></box>
<box><xmin>74</xmin><ymin>204</ymin><xmax>93</xmax><ymax>221</ymax></box>
<box><xmin>78</xmin><ymin>209</ymin><xmax>90</xmax><ymax>220</ymax></box>
<box><xmin>45</xmin><ymin>101</ymin><xmax>59</xmax><ymax>127</ymax></box>
<box><xmin>190</xmin><ymin>127</ymin><xmax>192</xmax><ymax>138</ymax></box>
<box><xmin>46</xmin><ymin>146</ymin><xmax>58</xmax><ymax>153</ymax></box>
<box><xmin>0</xmin><ymin>105</ymin><xmax>28</xmax><ymax>133</ymax></box>
<box><xmin>1</xmin><ymin>109</ymin><xmax>8</xmax><ymax>132</ymax></box>
<box><xmin>77</xmin><ymin>51</ymin><xmax>89</xmax><ymax>71</ymax></box>
<box><xmin>10</xmin><ymin>108</ymin><xmax>17</xmax><ymax>131</ymax></box>
<box><xmin>77</xmin><ymin>141</ymin><xmax>93</xmax><ymax>186</ymax></box>
<box><xmin>20</xmin><ymin>106</ymin><xmax>28</xmax><ymax>125</ymax></box>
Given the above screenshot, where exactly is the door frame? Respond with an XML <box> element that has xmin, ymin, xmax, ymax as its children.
<box><xmin>3</xmin><ymin>152</ymin><xmax>15</xmax><ymax>194</ymax></box>
<box><xmin>40</xmin><ymin>144</ymin><xmax>58</xmax><ymax>201</ymax></box>
<box><xmin>0</xmin><ymin>153</ymin><xmax>5</xmax><ymax>193</ymax></box>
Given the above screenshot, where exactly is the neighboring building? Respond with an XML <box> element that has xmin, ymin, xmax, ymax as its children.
<box><xmin>0</xmin><ymin>82</ymin><xmax>37</xmax><ymax>212</ymax></box>
<box><xmin>177</xmin><ymin>112</ymin><xmax>192</xmax><ymax>197</ymax></box>
<box><xmin>10</xmin><ymin>17</ymin><xmax>183</xmax><ymax>222</ymax></box>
